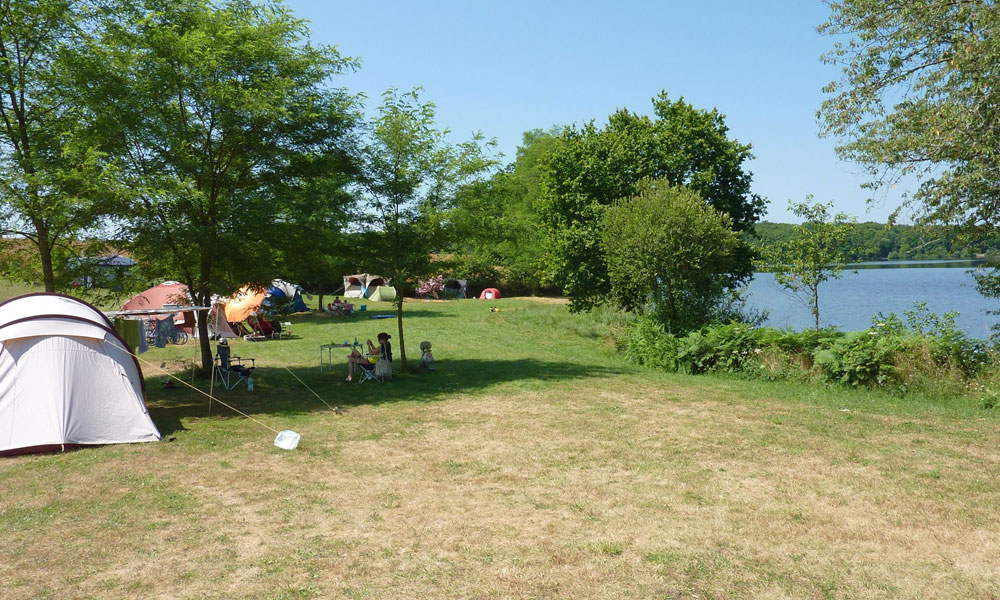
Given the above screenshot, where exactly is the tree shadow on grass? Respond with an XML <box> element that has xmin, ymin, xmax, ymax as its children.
<box><xmin>299</xmin><ymin>307</ymin><xmax>453</xmax><ymax>322</ymax></box>
<box><xmin>145</xmin><ymin>357</ymin><xmax>628</xmax><ymax>435</ymax></box>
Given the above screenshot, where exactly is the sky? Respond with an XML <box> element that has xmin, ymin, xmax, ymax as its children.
<box><xmin>285</xmin><ymin>0</ymin><xmax>906</xmax><ymax>223</ymax></box>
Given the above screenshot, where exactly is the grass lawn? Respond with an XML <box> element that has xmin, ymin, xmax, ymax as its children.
<box><xmin>2</xmin><ymin>296</ymin><xmax>999</xmax><ymax>599</ymax></box>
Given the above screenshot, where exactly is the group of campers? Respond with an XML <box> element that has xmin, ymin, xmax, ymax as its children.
<box><xmin>0</xmin><ymin>275</ymin><xmax>471</xmax><ymax>455</ymax></box>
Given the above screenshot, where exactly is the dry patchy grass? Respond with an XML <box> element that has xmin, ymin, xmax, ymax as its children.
<box><xmin>1</xmin><ymin>299</ymin><xmax>999</xmax><ymax>599</ymax></box>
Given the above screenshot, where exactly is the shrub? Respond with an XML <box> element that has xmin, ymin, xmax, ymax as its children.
<box><xmin>622</xmin><ymin>303</ymin><xmax>997</xmax><ymax>398</ymax></box>
<box><xmin>416</xmin><ymin>275</ymin><xmax>445</xmax><ymax>298</ymax></box>
<box><xmin>624</xmin><ymin>316</ymin><xmax>681</xmax><ymax>372</ymax></box>
<box><xmin>813</xmin><ymin>330</ymin><xmax>900</xmax><ymax>387</ymax></box>
<box><xmin>602</xmin><ymin>182</ymin><xmax>743</xmax><ymax>334</ymax></box>
<box><xmin>676</xmin><ymin>322</ymin><xmax>762</xmax><ymax>374</ymax></box>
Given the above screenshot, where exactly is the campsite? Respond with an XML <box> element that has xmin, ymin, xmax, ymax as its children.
<box><xmin>4</xmin><ymin>0</ymin><xmax>1000</xmax><ymax>598</ymax></box>
<box><xmin>1</xmin><ymin>282</ymin><xmax>999</xmax><ymax>598</ymax></box>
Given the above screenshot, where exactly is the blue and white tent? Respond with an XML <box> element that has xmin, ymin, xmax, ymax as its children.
<box><xmin>262</xmin><ymin>280</ymin><xmax>309</xmax><ymax>314</ymax></box>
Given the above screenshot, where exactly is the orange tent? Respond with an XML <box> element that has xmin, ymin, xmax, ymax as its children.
<box><xmin>224</xmin><ymin>286</ymin><xmax>267</xmax><ymax>322</ymax></box>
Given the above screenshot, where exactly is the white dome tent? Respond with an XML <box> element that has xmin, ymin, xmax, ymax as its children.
<box><xmin>0</xmin><ymin>293</ymin><xmax>161</xmax><ymax>456</ymax></box>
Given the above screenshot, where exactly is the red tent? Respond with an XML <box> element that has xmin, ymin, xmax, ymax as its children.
<box><xmin>121</xmin><ymin>282</ymin><xmax>195</xmax><ymax>330</ymax></box>
<box><xmin>478</xmin><ymin>287</ymin><xmax>501</xmax><ymax>300</ymax></box>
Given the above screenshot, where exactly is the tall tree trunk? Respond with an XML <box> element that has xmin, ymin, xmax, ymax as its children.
<box><xmin>812</xmin><ymin>285</ymin><xmax>820</xmax><ymax>330</ymax></box>
<box><xmin>317</xmin><ymin>293</ymin><xmax>324</xmax><ymax>312</ymax></box>
<box><xmin>197</xmin><ymin>256</ymin><xmax>214</xmax><ymax>371</ymax></box>
<box><xmin>34</xmin><ymin>222</ymin><xmax>56</xmax><ymax>292</ymax></box>
<box><xmin>196</xmin><ymin>289</ymin><xmax>213</xmax><ymax>373</ymax></box>
<box><xmin>395</xmin><ymin>297</ymin><xmax>406</xmax><ymax>372</ymax></box>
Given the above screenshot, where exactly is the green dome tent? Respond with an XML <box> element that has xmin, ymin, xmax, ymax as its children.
<box><xmin>368</xmin><ymin>286</ymin><xmax>397</xmax><ymax>302</ymax></box>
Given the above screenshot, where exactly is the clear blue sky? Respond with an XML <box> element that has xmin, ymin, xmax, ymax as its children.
<box><xmin>286</xmin><ymin>0</ymin><xmax>905</xmax><ymax>223</ymax></box>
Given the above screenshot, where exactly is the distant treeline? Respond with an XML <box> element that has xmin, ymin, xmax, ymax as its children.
<box><xmin>755</xmin><ymin>221</ymin><xmax>1000</xmax><ymax>262</ymax></box>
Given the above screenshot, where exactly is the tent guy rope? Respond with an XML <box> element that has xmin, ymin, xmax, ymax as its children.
<box><xmin>112</xmin><ymin>341</ymin><xmax>281</xmax><ymax>435</ymax></box>
<box><xmin>284</xmin><ymin>367</ymin><xmax>337</xmax><ymax>411</ymax></box>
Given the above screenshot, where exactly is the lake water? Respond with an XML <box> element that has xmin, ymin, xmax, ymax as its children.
<box><xmin>745</xmin><ymin>260</ymin><xmax>999</xmax><ymax>339</ymax></box>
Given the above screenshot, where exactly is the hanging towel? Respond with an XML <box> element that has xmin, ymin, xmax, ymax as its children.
<box><xmin>137</xmin><ymin>320</ymin><xmax>149</xmax><ymax>354</ymax></box>
<box><xmin>114</xmin><ymin>318</ymin><xmax>143</xmax><ymax>353</ymax></box>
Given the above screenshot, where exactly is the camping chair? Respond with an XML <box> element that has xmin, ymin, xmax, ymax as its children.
<box><xmin>327</xmin><ymin>302</ymin><xmax>353</xmax><ymax>316</ymax></box>
<box><xmin>273</xmin><ymin>320</ymin><xmax>293</xmax><ymax>339</ymax></box>
<box><xmin>358</xmin><ymin>342</ymin><xmax>392</xmax><ymax>383</ymax></box>
<box><xmin>231</xmin><ymin>320</ymin><xmax>263</xmax><ymax>341</ymax></box>
<box><xmin>214</xmin><ymin>342</ymin><xmax>256</xmax><ymax>391</ymax></box>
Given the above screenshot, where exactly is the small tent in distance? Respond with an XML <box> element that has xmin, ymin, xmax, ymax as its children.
<box><xmin>226</xmin><ymin>281</ymin><xmax>308</xmax><ymax>325</ymax></box>
<box><xmin>342</xmin><ymin>274</ymin><xmax>392</xmax><ymax>299</ymax></box>
<box><xmin>479</xmin><ymin>287</ymin><xmax>502</xmax><ymax>300</ymax></box>
<box><xmin>343</xmin><ymin>274</ymin><xmax>365</xmax><ymax>298</ymax></box>
<box><xmin>368</xmin><ymin>285</ymin><xmax>397</xmax><ymax>302</ymax></box>
<box><xmin>443</xmin><ymin>279</ymin><xmax>467</xmax><ymax>299</ymax></box>
<box><xmin>0</xmin><ymin>293</ymin><xmax>161</xmax><ymax>456</ymax></box>
<box><xmin>263</xmin><ymin>280</ymin><xmax>309</xmax><ymax>314</ymax></box>
<box><xmin>122</xmin><ymin>281</ymin><xmax>235</xmax><ymax>339</ymax></box>
<box><xmin>122</xmin><ymin>281</ymin><xmax>195</xmax><ymax>333</ymax></box>
<box><xmin>225</xmin><ymin>286</ymin><xmax>268</xmax><ymax>323</ymax></box>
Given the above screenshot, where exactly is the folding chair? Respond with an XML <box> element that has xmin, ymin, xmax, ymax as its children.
<box><xmin>358</xmin><ymin>341</ymin><xmax>392</xmax><ymax>383</ymax></box>
<box><xmin>231</xmin><ymin>320</ymin><xmax>263</xmax><ymax>341</ymax></box>
<box><xmin>214</xmin><ymin>342</ymin><xmax>256</xmax><ymax>390</ymax></box>
<box><xmin>357</xmin><ymin>357</ymin><xmax>382</xmax><ymax>383</ymax></box>
<box><xmin>273</xmin><ymin>320</ymin><xmax>293</xmax><ymax>339</ymax></box>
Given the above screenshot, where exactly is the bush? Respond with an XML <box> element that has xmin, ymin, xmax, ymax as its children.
<box><xmin>624</xmin><ymin>316</ymin><xmax>681</xmax><ymax>372</ymax></box>
<box><xmin>813</xmin><ymin>330</ymin><xmax>900</xmax><ymax>387</ymax></box>
<box><xmin>602</xmin><ymin>182</ymin><xmax>743</xmax><ymax>334</ymax></box>
<box><xmin>676</xmin><ymin>322</ymin><xmax>762</xmax><ymax>374</ymax></box>
<box><xmin>622</xmin><ymin>303</ymin><xmax>997</xmax><ymax>398</ymax></box>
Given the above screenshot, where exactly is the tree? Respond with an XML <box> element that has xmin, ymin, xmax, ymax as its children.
<box><xmin>272</xmin><ymin>149</ymin><xmax>359</xmax><ymax>310</ymax></box>
<box><xmin>357</xmin><ymin>88</ymin><xmax>496</xmax><ymax>371</ymax></box>
<box><xmin>538</xmin><ymin>92</ymin><xmax>765</xmax><ymax>311</ymax></box>
<box><xmin>762</xmin><ymin>199</ymin><xmax>856</xmax><ymax>330</ymax></box>
<box><xmin>819</xmin><ymin>1</ymin><xmax>1000</xmax><ymax>232</ymax></box>
<box><xmin>83</xmin><ymin>0</ymin><xmax>359</xmax><ymax>369</ymax></box>
<box><xmin>0</xmin><ymin>0</ymin><xmax>119</xmax><ymax>292</ymax></box>
<box><xmin>448</xmin><ymin>128</ymin><xmax>558</xmax><ymax>294</ymax></box>
<box><xmin>276</xmin><ymin>202</ymin><xmax>356</xmax><ymax>311</ymax></box>
<box><xmin>602</xmin><ymin>182</ymin><xmax>741</xmax><ymax>332</ymax></box>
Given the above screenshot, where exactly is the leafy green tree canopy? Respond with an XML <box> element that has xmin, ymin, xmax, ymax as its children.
<box><xmin>820</xmin><ymin>1</ymin><xmax>1000</xmax><ymax>232</ymax></box>
<box><xmin>539</xmin><ymin>92</ymin><xmax>764</xmax><ymax>311</ymax></box>
<box><xmin>0</xmin><ymin>0</ymin><xmax>121</xmax><ymax>292</ymax></box>
<box><xmin>602</xmin><ymin>181</ymin><xmax>742</xmax><ymax>332</ymax></box>
<box><xmin>84</xmin><ymin>0</ymin><xmax>360</xmax><ymax>369</ymax></box>
<box><xmin>448</xmin><ymin>128</ymin><xmax>561</xmax><ymax>293</ymax></box>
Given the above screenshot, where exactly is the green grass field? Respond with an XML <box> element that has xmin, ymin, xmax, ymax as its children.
<box><xmin>2</xmin><ymin>294</ymin><xmax>999</xmax><ymax>599</ymax></box>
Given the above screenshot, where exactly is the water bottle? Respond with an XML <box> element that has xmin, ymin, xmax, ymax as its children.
<box><xmin>247</xmin><ymin>377</ymin><xmax>254</xmax><ymax>391</ymax></box>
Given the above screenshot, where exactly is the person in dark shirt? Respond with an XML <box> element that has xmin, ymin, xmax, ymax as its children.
<box><xmin>345</xmin><ymin>332</ymin><xmax>391</xmax><ymax>381</ymax></box>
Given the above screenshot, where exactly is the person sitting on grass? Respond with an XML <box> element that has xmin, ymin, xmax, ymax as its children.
<box><xmin>345</xmin><ymin>332</ymin><xmax>391</xmax><ymax>381</ymax></box>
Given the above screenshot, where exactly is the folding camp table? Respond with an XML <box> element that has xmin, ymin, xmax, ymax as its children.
<box><xmin>320</xmin><ymin>341</ymin><xmax>361</xmax><ymax>372</ymax></box>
